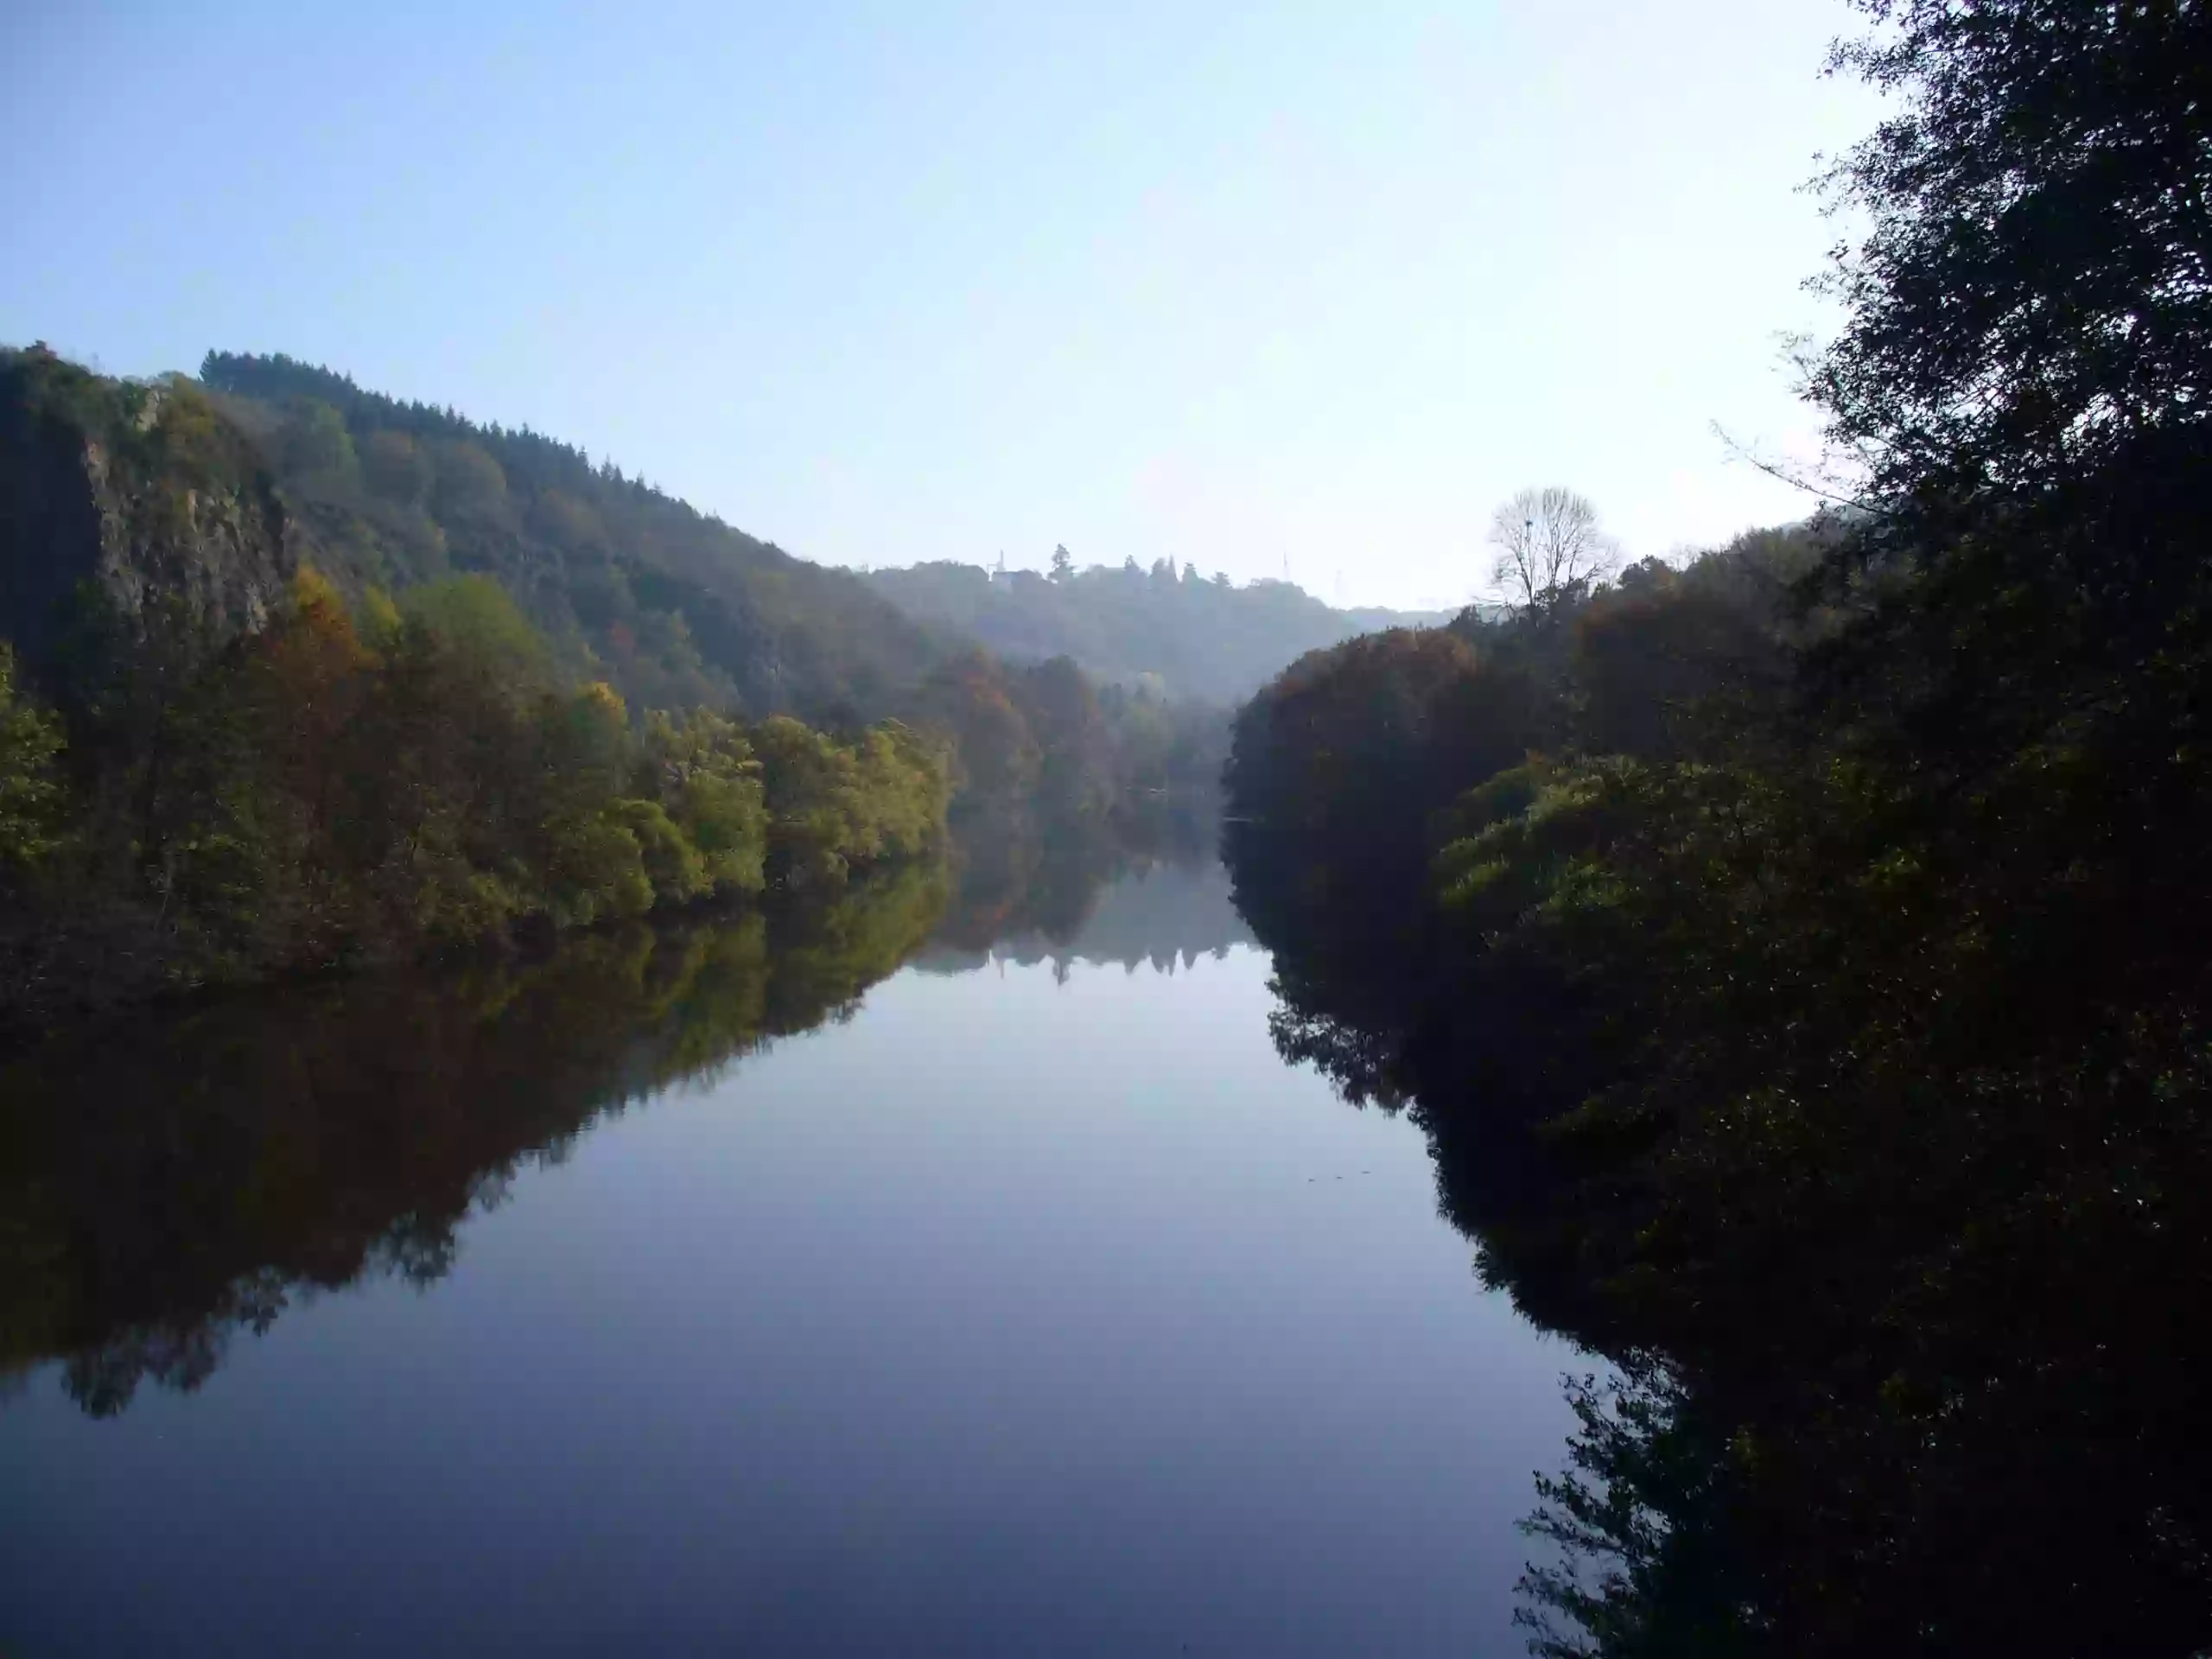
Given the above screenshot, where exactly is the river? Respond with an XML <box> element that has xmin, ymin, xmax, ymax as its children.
<box><xmin>0</xmin><ymin>853</ymin><xmax>1584</xmax><ymax>1656</ymax></box>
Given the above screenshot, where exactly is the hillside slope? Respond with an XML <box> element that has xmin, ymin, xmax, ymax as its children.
<box><xmin>198</xmin><ymin>352</ymin><xmax>951</xmax><ymax>721</ymax></box>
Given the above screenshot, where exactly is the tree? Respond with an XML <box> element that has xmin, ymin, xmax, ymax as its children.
<box><xmin>1800</xmin><ymin>0</ymin><xmax>2212</xmax><ymax>772</ymax></box>
<box><xmin>1050</xmin><ymin>543</ymin><xmax>1073</xmax><ymax>582</ymax></box>
<box><xmin>360</xmin><ymin>429</ymin><xmax>430</xmax><ymax>505</ymax></box>
<box><xmin>1020</xmin><ymin>656</ymin><xmax>1117</xmax><ymax>821</ymax></box>
<box><xmin>1813</xmin><ymin>0</ymin><xmax>2212</xmax><ymax>500</ymax></box>
<box><xmin>278</xmin><ymin>400</ymin><xmax>358</xmax><ymax>486</ymax></box>
<box><xmin>399</xmin><ymin>575</ymin><xmax>550</xmax><ymax>693</ymax></box>
<box><xmin>1489</xmin><ymin>486</ymin><xmax>1620</xmax><ymax>612</ymax></box>
<box><xmin>913</xmin><ymin>650</ymin><xmax>1041</xmax><ymax>808</ymax></box>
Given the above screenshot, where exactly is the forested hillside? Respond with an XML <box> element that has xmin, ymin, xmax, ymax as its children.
<box><xmin>0</xmin><ymin>347</ymin><xmax>961</xmax><ymax>1020</ymax></box>
<box><xmin>198</xmin><ymin>351</ymin><xmax>950</xmax><ymax>723</ymax></box>
<box><xmin>185</xmin><ymin>353</ymin><xmax>1235</xmax><ymax>801</ymax></box>
<box><xmin>0</xmin><ymin>346</ymin><xmax>1241</xmax><ymax>1022</ymax></box>
<box><xmin>861</xmin><ymin>556</ymin><xmax>1445</xmax><ymax>705</ymax></box>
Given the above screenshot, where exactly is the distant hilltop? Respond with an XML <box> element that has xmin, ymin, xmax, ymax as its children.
<box><xmin>861</xmin><ymin>556</ymin><xmax>1450</xmax><ymax>707</ymax></box>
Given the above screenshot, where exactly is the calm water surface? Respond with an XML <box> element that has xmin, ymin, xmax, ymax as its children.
<box><xmin>1</xmin><ymin>860</ymin><xmax>1581</xmax><ymax>1656</ymax></box>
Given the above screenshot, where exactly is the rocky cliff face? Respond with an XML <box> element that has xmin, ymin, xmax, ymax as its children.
<box><xmin>0</xmin><ymin>351</ymin><xmax>293</xmax><ymax>681</ymax></box>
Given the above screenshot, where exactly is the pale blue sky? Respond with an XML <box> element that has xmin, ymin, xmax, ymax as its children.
<box><xmin>3</xmin><ymin>2</ymin><xmax>1880</xmax><ymax>608</ymax></box>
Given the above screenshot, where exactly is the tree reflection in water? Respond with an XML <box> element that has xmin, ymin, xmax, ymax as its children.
<box><xmin>1224</xmin><ymin>822</ymin><xmax>2212</xmax><ymax>1656</ymax></box>
<box><xmin>3</xmin><ymin>863</ymin><xmax>942</xmax><ymax>1416</ymax></box>
<box><xmin>0</xmin><ymin>803</ymin><xmax>1256</xmax><ymax>1422</ymax></box>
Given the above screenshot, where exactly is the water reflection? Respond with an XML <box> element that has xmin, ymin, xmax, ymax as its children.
<box><xmin>3</xmin><ymin>808</ymin><xmax>1581</xmax><ymax>1657</ymax></box>
<box><xmin>0</xmin><ymin>809</ymin><xmax>1244</xmax><ymax>1421</ymax></box>
<box><xmin>919</xmin><ymin>859</ymin><xmax>1250</xmax><ymax>980</ymax></box>
<box><xmin>1224</xmin><ymin>810</ymin><xmax>2212</xmax><ymax>1656</ymax></box>
<box><xmin>0</xmin><ymin>862</ymin><xmax>950</xmax><ymax>1418</ymax></box>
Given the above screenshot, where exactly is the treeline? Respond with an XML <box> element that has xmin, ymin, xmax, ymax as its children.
<box><xmin>0</xmin><ymin>513</ymin><xmax>945</xmax><ymax>1021</ymax></box>
<box><xmin>864</xmin><ymin>552</ymin><xmax>1443</xmax><ymax>706</ymax></box>
<box><xmin>1228</xmin><ymin>524</ymin><xmax>1813</xmax><ymax>1062</ymax></box>
<box><xmin>1225</xmin><ymin>3</ymin><xmax>2212</xmax><ymax>1653</ymax></box>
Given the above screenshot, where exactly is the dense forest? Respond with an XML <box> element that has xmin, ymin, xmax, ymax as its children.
<box><xmin>193</xmin><ymin>350</ymin><xmax>1234</xmax><ymax>793</ymax></box>
<box><xmin>1224</xmin><ymin>3</ymin><xmax>2212</xmax><ymax>1653</ymax></box>
<box><xmin>0</xmin><ymin>348</ymin><xmax>1227</xmax><ymax>1021</ymax></box>
<box><xmin>862</xmin><ymin>554</ymin><xmax>1444</xmax><ymax>705</ymax></box>
<box><xmin>0</xmin><ymin>348</ymin><xmax>946</xmax><ymax>1019</ymax></box>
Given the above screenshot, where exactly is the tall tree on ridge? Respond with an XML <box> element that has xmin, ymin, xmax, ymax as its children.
<box><xmin>1488</xmin><ymin>486</ymin><xmax>1620</xmax><ymax>613</ymax></box>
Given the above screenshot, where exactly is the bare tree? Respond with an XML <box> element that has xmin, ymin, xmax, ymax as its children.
<box><xmin>1488</xmin><ymin>486</ymin><xmax>1620</xmax><ymax>610</ymax></box>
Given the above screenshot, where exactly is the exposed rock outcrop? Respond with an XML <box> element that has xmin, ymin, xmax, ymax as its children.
<box><xmin>0</xmin><ymin>346</ymin><xmax>293</xmax><ymax>682</ymax></box>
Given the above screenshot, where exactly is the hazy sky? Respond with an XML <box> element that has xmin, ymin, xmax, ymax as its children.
<box><xmin>3</xmin><ymin>2</ymin><xmax>1883</xmax><ymax>609</ymax></box>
